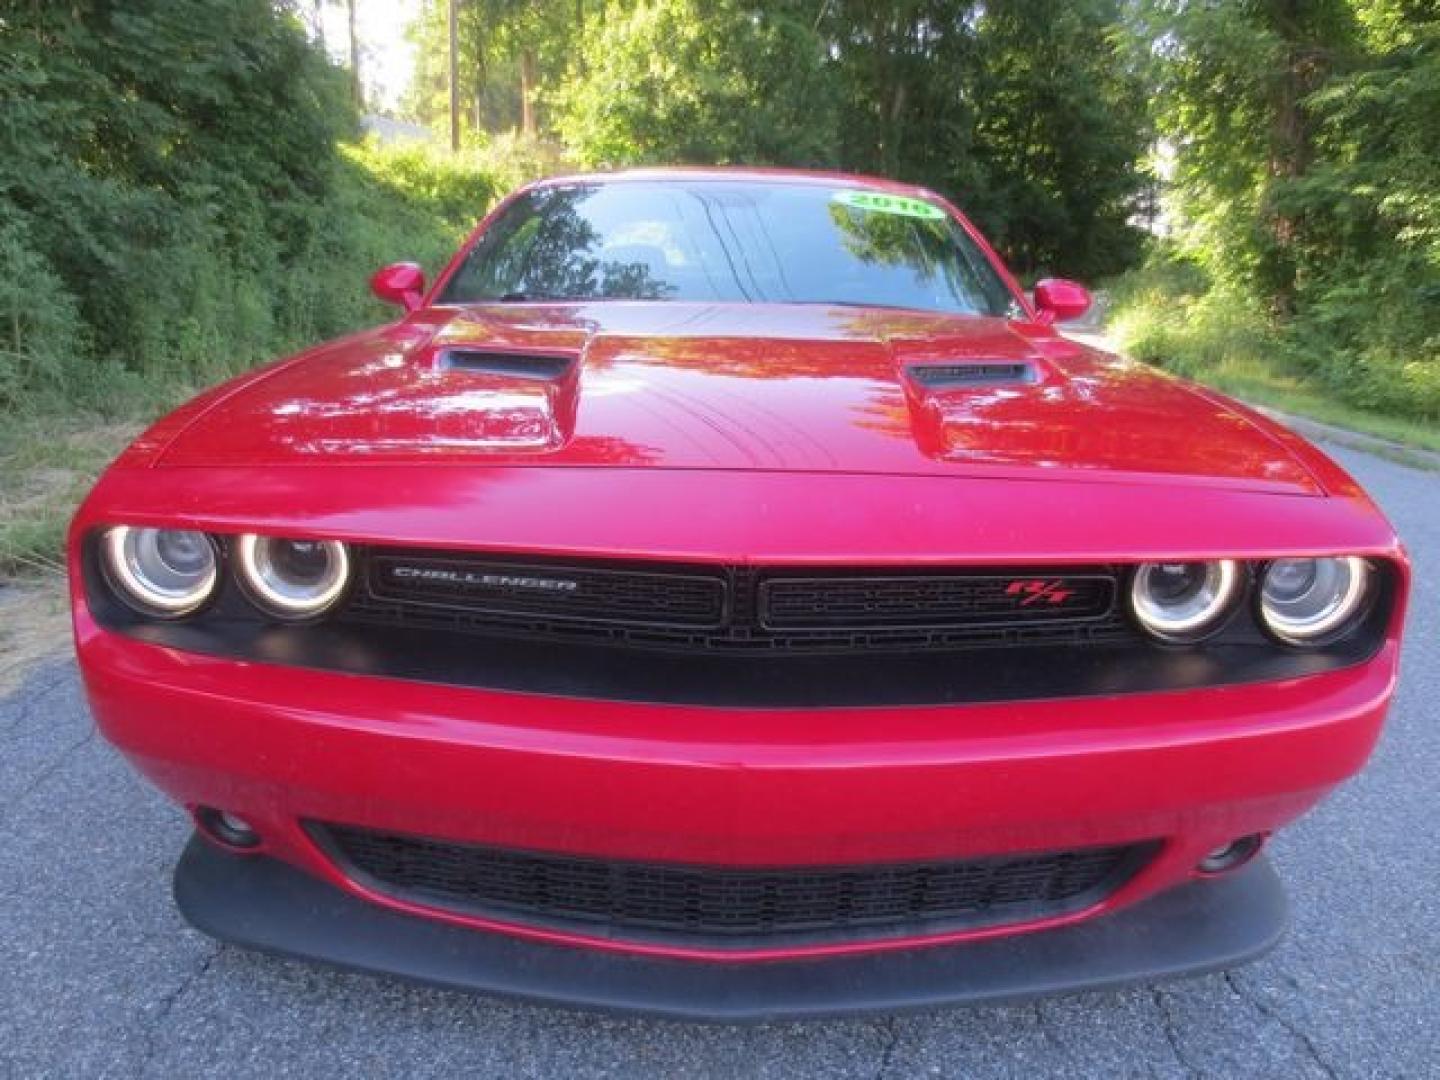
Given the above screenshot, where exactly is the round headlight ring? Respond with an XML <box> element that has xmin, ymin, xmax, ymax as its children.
<box><xmin>102</xmin><ymin>526</ymin><xmax>218</xmax><ymax>617</ymax></box>
<box><xmin>1129</xmin><ymin>559</ymin><xmax>1241</xmax><ymax>642</ymax></box>
<box><xmin>1259</xmin><ymin>556</ymin><xmax>1370</xmax><ymax>645</ymax></box>
<box><xmin>235</xmin><ymin>534</ymin><xmax>350</xmax><ymax>619</ymax></box>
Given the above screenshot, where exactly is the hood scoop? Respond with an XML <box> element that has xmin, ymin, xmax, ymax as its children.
<box><xmin>439</xmin><ymin>348</ymin><xmax>575</xmax><ymax>380</ymax></box>
<box><xmin>906</xmin><ymin>361</ymin><xmax>1038</xmax><ymax>389</ymax></box>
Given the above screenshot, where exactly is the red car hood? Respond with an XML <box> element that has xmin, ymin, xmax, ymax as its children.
<box><xmin>155</xmin><ymin>303</ymin><xmax>1321</xmax><ymax>495</ymax></box>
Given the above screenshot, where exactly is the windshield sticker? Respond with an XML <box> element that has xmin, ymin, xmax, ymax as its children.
<box><xmin>833</xmin><ymin>190</ymin><xmax>946</xmax><ymax>221</ymax></box>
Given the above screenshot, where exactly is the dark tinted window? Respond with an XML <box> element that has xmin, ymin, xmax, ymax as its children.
<box><xmin>440</xmin><ymin>181</ymin><xmax>1020</xmax><ymax>317</ymax></box>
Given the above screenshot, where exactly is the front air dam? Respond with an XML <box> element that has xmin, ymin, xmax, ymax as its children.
<box><xmin>174</xmin><ymin>837</ymin><xmax>1288</xmax><ymax>1022</ymax></box>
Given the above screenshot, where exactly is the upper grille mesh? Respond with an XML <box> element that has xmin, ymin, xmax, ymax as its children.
<box><xmin>368</xmin><ymin>553</ymin><xmax>725</xmax><ymax>627</ymax></box>
<box><xmin>345</xmin><ymin>549</ymin><xmax>1127</xmax><ymax>655</ymax></box>
<box><xmin>760</xmin><ymin>574</ymin><xmax>1113</xmax><ymax>629</ymax></box>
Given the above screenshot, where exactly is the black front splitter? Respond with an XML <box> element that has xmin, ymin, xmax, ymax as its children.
<box><xmin>173</xmin><ymin>836</ymin><xmax>1287</xmax><ymax>1022</ymax></box>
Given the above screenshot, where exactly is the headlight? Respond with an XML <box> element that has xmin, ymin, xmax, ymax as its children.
<box><xmin>102</xmin><ymin>526</ymin><xmax>218</xmax><ymax>617</ymax></box>
<box><xmin>1129</xmin><ymin>560</ymin><xmax>1240</xmax><ymax>642</ymax></box>
<box><xmin>1259</xmin><ymin>557</ymin><xmax>1370</xmax><ymax>644</ymax></box>
<box><xmin>236</xmin><ymin>534</ymin><xmax>350</xmax><ymax>618</ymax></box>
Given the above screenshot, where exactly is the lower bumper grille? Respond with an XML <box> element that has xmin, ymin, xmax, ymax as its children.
<box><xmin>313</xmin><ymin>824</ymin><xmax>1155</xmax><ymax>948</ymax></box>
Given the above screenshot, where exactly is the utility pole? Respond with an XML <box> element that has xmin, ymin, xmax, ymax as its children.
<box><xmin>448</xmin><ymin>0</ymin><xmax>461</xmax><ymax>152</ymax></box>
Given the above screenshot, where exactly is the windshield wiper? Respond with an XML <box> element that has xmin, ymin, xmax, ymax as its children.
<box><xmin>794</xmin><ymin>299</ymin><xmax>936</xmax><ymax>314</ymax></box>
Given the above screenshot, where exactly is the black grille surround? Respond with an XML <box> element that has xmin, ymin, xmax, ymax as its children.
<box><xmin>311</xmin><ymin>822</ymin><xmax>1158</xmax><ymax>949</ymax></box>
<box><xmin>83</xmin><ymin>537</ymin><xmax>1396</xmax><ymax>707</ymax></box>
<box><xmin>346</xmin><ymin>548</ymin><xmax>1126</xmax><ymax>655</ymax></box>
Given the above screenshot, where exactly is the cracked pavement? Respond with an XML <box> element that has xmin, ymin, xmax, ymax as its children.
<box><xmin>2</xmin><ymin>441</ymin><xmax>1436</xmax><ymax>1078</ymax></box>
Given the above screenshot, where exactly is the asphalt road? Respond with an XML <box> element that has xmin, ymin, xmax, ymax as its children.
<box><xmin>3</xmin><ymin>440</ymin><xmax>1437</xmax><ymax>1079</ymax></box>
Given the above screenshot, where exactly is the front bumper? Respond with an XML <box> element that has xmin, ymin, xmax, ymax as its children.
<box><xmin>176</xmin><ymin>836</ymin><xmax>1287</xmax><ymax>1020</ymax></box>
<box><xmin>80</xmin><ymin>607</ymin><xmax>1395</xmax><ymax>964</ymax></box>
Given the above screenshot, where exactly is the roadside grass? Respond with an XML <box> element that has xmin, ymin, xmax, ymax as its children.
<box><xmin>1180</xmin><ymin>355</ymin><xmax>1440</xmax><ymax>456</ymax></box>
<box><xmin>1102</xmin><ymin>279</ymin><xmax>1440</xmax><ymax>457</ymax></box>
<box><xmin>0</xmin><ymin>415</ymin><xmax>142</xmax><ymax>581</ymax></box>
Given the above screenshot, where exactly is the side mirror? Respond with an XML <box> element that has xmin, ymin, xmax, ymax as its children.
<box><xmin>1032</xmin><ymin>278</ymin><xmax>1092</xmax><ymax>324</ymax></box>
<box><xmin>370</xmin><ymin>262</ymin><xmax>425</xmax><ymax>312</ymax></box>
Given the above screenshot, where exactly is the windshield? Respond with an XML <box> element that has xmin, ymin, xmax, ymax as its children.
<box><xmin>439</xmin><ymin>180</ymin><xmax>1021</xmax><ymax>317</ymax></box>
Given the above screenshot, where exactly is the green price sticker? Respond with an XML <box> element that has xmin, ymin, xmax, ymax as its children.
<box><xmin>833</xmin><ymin>190</ymin><xmax>946</xmax><ymax>221</ymax></box>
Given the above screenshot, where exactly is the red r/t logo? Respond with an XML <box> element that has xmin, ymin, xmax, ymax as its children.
<box><xmin>1005</xmin><ymin>579</ymin><xmax>1074</xmax><ymax>606</ymax></box>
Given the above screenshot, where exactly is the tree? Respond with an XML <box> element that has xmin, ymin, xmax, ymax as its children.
<box><xmin>1131</xmin><ymin>0</ymin><xmax>1358</xmax><ymax>308</ymax></box>
<box><xmin>404</xmin><ymin>0</ymin><xmax>582</xmax><ymax>140</ymax></box>
<box><xmin>347</xmin><ymin>0</ymin><xmax>363</xmax><ymax>108</ymax></box>
<box><xmin>555</xmin><ymin>0</ymin><xmax>839</xmax><ymax>167</ymax></box>
<box><xmin>821</xmin><ymin>0</ymin><xmax>1150</xmax><ymax>278</ymax></box>
<box><xmin>411</xmin><ymin>0</ymin><xmax>1149</xmax><ymax>278</ymax></box>
<box><xmin>1125</xmin><ymin>0</ymin><xmax>1440</xmax><ymax>419</ymax></box>
<box><xmin>449</xmin><ymin>0</ymin><xmax>461</xmax><ymax>150</ymax></box>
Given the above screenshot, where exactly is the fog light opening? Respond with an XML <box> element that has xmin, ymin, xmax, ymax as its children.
<box><xmin>1197</xmin><ymin>834</ymin><xmax>1264</xmax><ymax>875</ymax></box>
<box><xmin>196</xmin><ymin>806</ymin><xmax>262</xmax><ymax>850</ymax></box>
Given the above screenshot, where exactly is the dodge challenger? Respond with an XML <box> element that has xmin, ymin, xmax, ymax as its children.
<box><xmin>70</xmin><ymin>169</ymin><xmax>1407</xmax><ymax>1019</ymax></box>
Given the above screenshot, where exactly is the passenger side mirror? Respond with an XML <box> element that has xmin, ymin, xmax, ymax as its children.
<box><xmin>1032</xmin><ymin>278</ymin><xmax>1092</xmax><ymax>324</ymax></box>
<box><xmin>370</xmin><ymin>262</ymin><xmax>426</xmax><ymax>312</ymax></box>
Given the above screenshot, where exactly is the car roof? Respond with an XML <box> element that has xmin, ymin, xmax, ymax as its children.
<box><xmin>525</xmin><ymin>165</ymin><xmax>941</xmax><ymax>201</ymax></box>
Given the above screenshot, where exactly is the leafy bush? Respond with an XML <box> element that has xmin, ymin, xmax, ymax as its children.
<box><xmin>1110</xmin><ymin>244</ymin><xmax>1440</xmax><ymax>424</ymax></box>
<box><xmin>474</xmin><ymin>133</ymin><xmax>575</xmax><ymax>196</ymax></box>
<box><xmin>1110</xmin><ymin>282</ymin><xmax>1280</xmax><ymax>384</ymax></box>
<box><xmin>0</xmin><ymin>3</ymin><xmax>505</xmax><ymax>420</ymax></box>
<box><xmin>347</xmin><ymin>141</ymin><xmax>499</xmax><ymax>230</ymax></box>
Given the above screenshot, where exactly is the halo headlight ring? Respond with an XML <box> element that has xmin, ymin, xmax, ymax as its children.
<box><xmin>1257</xmin><ymin>556</ymin><xmax>1371</xmax><ymax>646</ymax></box>
<box><xmin>1129</xmin><ymin>559</ymin><xmax>1242</xmax><ymax>643</ymax></box>
<box><xmin>235</xmin><ymin>534</ymin><xmax>351</xmax><ymax>620</ymax></box>
<box><xmin>101</xmin><ymin>525</ymin><xmax>220</xmax><ymax>618</ymax></box>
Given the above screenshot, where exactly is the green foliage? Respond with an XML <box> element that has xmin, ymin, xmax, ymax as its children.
<box><xmin>1110</xmin><ymin>252</ymin><xmax>1281</xmax><ymax>382</ymax></box>
<box><xmin>555</xmin><ymin>0</ymin><xmax>838</xmax><ymax>168</ymax></box>
<box><xmin>0</xmin><ymin>0</ymin><xmax>343</xmax><ymax>410</ymax></box>
<box><xmin>0</xmin><ymin>2</ymin><xmax>506</xmax><ymax>419</ymax></box>
<box><xmin>1120</xmin><ymin>2</ymin><xmax>1440</xmax><ymax>423</ymax></box>
<box><xmin>3</xmin><ymin>0</ymin><xmax>1434</xmax><ymax>440</ymax></box>
<box><xmin>821</xmin><ymin>0</ymin><xmax>1151</xmax><ymax>280</ymax></box>
<box><xmin>343</xmin><ymin>141</ymin><xmax>497</xmax><ymax>235</ymax></box>
<box><xmin>405</xmin><ymin>0</ymin><xmax>1151</xmax><ymax>281</ymax></box>
<box><xmin>405</xmin><ymin>0</ymin><xmax>581</xmax><ymax>137</ymax></box>
<box><xmin>0</xmin><ymin>212</ymin><xmax>90</xmax><ymax>408</ymax></box>
<box><xmin>458</xmin><ymin>131</ymin><xmax>573</xmax><ymax>195</ymax></box>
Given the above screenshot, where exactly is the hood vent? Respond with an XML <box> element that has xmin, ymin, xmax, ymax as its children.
<box><xmin>440</xmin><ymin>349</ymin><xmax>574</xmax><ymax>380</ymax></box>
<box><xmin>907</xmin><ymin>362</ymin><xmax>1036</xmax><ymax>389</ymax></box>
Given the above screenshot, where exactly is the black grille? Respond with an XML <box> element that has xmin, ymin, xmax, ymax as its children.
<box><xmin>346</xmin><ymin>549</ymin><xmax>1125</xmax><ymax>655</ymax></box>
<box><xmin>314</xmin><ymin>823</ymin><xmax>1153</xmax><ymax>947</ymax></box>
<box><xmin>367</xmin><ymin>552</ymin><xmax>725</xmax><ymax>628</ymax></box>
<box><xmin>760</xmin><ymin>574</ymin><xmax>1113</xmax><ymax>629</ymax></box>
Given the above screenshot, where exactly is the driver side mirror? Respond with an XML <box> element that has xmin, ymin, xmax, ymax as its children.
<box><xmin>370</xmin><ymin>262</ymin><xmax>425</xmax><ymax>312</ymax></box>
<box><xmin>1032</xmin><ymin>278</ymin><xmax>1092</xmax><ymax>324</ymax></box>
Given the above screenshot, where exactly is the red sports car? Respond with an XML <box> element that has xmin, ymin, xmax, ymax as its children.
<box><xmin>71</xmin><ymin>169</ymin><xmax>1406</xmax><ymax>1019</ymax></box>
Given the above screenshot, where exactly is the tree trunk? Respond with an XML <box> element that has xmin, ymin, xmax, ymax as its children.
<box><xmin>1262</xmin><ymin>2</ymin><xmax>1325</xmax><ymax>316</ymax></box>
<box><xmin>519</xmin><ymin>48</ymin><xmax>537</xmax><ymax>137</ymax></box>
<box><xmin>887</xmin><ymin>78</ymin><xmax>907</xmax><ymax>172</ymax></box>
<box><xmin>448</xmin><ymin>0</ymin><xmax>460</xmax><ymax>151</ymax></box>
<box><xmin>347</xmin><ymin>0</ymin><xmax>362</xmax><ymax>109</ymax></box>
